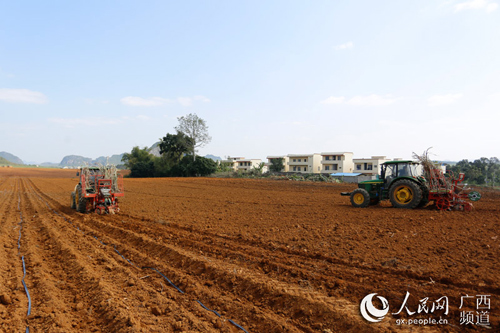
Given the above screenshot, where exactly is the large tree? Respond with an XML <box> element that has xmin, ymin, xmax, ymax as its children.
<box><xmin>121</xmin><ymin>146</ymin><xmax>155</xmax><ymax>177</ymax></box>
<box><xmin>159</xmin><ymin>132</ymin><xmax>193</xmax><ymax>164</ymax></box>
<box><xmin>175</xmin><ymin>113</ymin><xmax>211</xmax><ymax>161</ymax></box>
<box><xmin>121</xmin><ymin>146</ymin><xmax>153</xmax><ymax>169</ymax></box>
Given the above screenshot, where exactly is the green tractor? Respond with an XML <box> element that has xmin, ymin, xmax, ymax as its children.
<box><xmin>341</xmin><ymin>160</ymin><xmax>428</xmax><ymax>209</ymax></box>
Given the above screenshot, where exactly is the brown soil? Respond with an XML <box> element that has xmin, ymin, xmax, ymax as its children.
<box><xmin>0</xmin><ymin>168</ymin><xmax>498</xmax><ymax>332</ymax></box>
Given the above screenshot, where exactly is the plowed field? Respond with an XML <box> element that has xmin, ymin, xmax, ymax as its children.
<box><xmin>0</xmin><ymin>168</ymin><xmax>498</xmax><ymax>332</ymax></box>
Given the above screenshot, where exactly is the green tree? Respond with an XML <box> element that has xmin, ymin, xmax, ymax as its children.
<box><xmin>187</xmin><ymin>156</ymin><xmax>217</xmax><ymax>176</ymax></box>
<box><xmin>122</xmin><ymin>146</ymin><xmax>153</xmax><ymax>169</ymax></box>
<box><xmin>175</xmin><ymin>113</ymin><xmax>211</xmax><ymax>161</ymax></box>
<box><xmin>449</xmin><ymin>157</ymin><xmax>500</xmax><ymax>185</ymax></box>
<box><xmin>130</xmin><ymin>161</ymin><xmax>155</xmax><ymax>178</ymax></box>
<box><xmin>269</xmin><ymin>157</ymin><xmax>284</xmax><ymax>172</ymax></box>
<box><xmin>159</xmin><ymin>132</ymin><xmax>193</xmax><ymax>164</ymax></box>
<box><xmin>168</xmin><ymin>155</ymin><xmax>217</xmax><ymax>177</ymax></box>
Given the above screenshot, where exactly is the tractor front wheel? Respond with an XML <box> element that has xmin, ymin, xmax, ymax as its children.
<box><xmin>389</xmin><ymin>179</ymin><xmax>422</xmax><ymax>209</ymax></box>
<box><xmin>350</xmin><ymin>188</ymin><xmax>370</xmax><ymax>208</ymax></box>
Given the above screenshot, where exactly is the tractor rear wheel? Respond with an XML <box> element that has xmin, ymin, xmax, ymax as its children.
<box><xmin>76</xmin><ymin>185</ymin><xmax>87</xmax><ymax>213</ymax></box>
<box><xmin>418</xmin><ymin>186</ymin><xmax>429</xmax><ymax>207</ymax></box>
<box><xmin>389</xmin><ymin>179</ymin><xmax>422</xmax><ymax>209</ymax></box>
<box><xmin>350</xmin><ymin>188</ymin><xmax>370</xmax><ymax>208</ymax></box>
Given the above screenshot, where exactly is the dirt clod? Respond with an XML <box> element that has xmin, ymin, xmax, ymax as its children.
<box><xmin>0</xmin><ymin>294</ymin><xmax>11</xmax><ymax>305</ymax></box>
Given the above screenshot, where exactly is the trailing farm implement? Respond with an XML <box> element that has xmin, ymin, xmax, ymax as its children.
<box><xmin>341</xmin><ymin>160</ymin><xmax>481</xmax><ymax>211</ymax></box>
<box><xmin>71</xmin><ymin>166</ymin><xmax>124</xmax><ymax>214</ymax></box>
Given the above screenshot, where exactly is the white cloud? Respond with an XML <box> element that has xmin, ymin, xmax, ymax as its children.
<box><xmin>0</xmin><ymin>88</ymin><xmax>48</xmax><ymax>104</ymax></box>
<box><xmin>177</xmin><ymin>97</ymin><xmax>193</xmax><ymax>107</ymax></box>
<box><xmin>321</xmin><ymin>94</ymin><xmax>397</xmax><ymax>106</ymax></box>
<box><xmin>454</xmin><ymin>0</ymin><xmax>498</xmax><ymax>12</ymax></box>
<box><xmin>120</xmin><ymin>96</ymin><xmax>171</xmax><ymax>107</ymax></box>
<box><xmin>427</xmin><ymin>93</ymin><xmax>462</xmax><ymax>106</ymax></box>
<box><xmin>194</xmin><ymin>95</ymin><xmax>211</xmax><ymax>103</ymax></box>
<box><xmin>335</xmin><ymin>42</ymin><xmax>354</xmax><ymax>50</ymax></box>
<box><xmin>136</xmin><ymin>115</ymin><xmax>151</xmax><ymax>120</ymax></box>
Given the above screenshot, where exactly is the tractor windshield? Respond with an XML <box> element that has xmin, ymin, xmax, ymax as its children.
<box><xmin>383</xmin><ymin>163</ymin><xmax>422</xmax><ymax>179</ymax></box>
<box><xmin>397</xmin><ymin>163</ymin><xmax>422</xmax><ymax>177</ymax></box>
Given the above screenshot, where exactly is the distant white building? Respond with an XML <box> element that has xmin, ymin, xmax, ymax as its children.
<box><xmin>287</xmin><ymin>154</ymin><xmax>322</xmax><ymax>173</ymax></box>
<box><xmin>220</xmin><ymin>156</ymin><xmax>245</xmax><ymax>171</ymax></box>
<box><xmin>235</xmin><ymin>158</ymin><xmax>265</xmax><ymax>172</ymax></box>
<box><xmin>320</xmin><ymin>152</ymin><xmax>354</xmax><ymax>174</ymax></box>
<box><xmin>353</xmin><ymin>156</ymin><xmax>390</xmax><ymax>175</ymax></box>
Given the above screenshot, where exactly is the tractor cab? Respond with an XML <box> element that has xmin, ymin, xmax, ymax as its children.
<box><xmin>380</xmin><ymin>160</ymin><xmax>422</xmax><ymax>187</ymax></box>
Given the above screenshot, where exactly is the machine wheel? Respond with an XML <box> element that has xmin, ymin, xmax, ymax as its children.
<box><xmin>76</xmin><ymin>185</ymin><xmax>87</xmax><ymax>213</ymax></box>
<box><xmin>70</xmin><ymin>192</ymin><xmax>76</xmax><ymax>209</ymax></box>
<box><xmin>350</xmin><ymin>188</ymin><xmax>370</xmax><ymax>208</ymax></box>
<box><xmin>389</xmin><ymin>179</ymin><xmax>423</xmax><ymax>209</ymax></box>
<box><xmin>436</xmin><ymin>198</ymin><xmax>451</xmax><ymax>211</ymax></box>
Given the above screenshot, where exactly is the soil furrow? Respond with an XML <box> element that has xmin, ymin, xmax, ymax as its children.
<box><xmin>0</xmin><ymin>168</ymin><xmax>497</xmax><ymax>332</ymax></box>
<box><xmin>0</xmin><ymin>178</ymin><xmax>29</xmax><ymax>332</ymax></box>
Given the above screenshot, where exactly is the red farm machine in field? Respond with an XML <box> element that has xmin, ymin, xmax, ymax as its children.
<box><xmin>71</xmin><ymin>166</ymin><xmax>124</xmax><ymax>214</ymax></box>
<box><xmin>426</xmin><ymin>167</ymin><xmax>481</xmax><ymax>211</ymax></box>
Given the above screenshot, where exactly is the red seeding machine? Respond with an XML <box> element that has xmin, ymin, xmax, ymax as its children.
<box><xmin>427</xmin><ymin>167</ymin><xmax>481</xmax><ymax>211</ymax></box>
<box><xmin>71</xmin><ymin>166</ymin><xmax>124</xmax><ymax>214</ymax></box>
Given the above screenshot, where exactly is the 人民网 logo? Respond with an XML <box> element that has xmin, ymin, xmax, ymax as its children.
<box><xmin>360</xmin><ymin>293</ymin><xmax>390</xmax><ymax>322</ymax></box>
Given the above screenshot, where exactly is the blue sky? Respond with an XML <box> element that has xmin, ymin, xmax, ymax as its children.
<box><xmin>1</xmin><ymin>0</ymin><xmax>499</xmax><ymax>164</ymax></box>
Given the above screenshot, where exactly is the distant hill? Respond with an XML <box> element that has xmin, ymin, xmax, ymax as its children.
<box><xmin>59</xmin><ymin>154</ymin><xmax>126</xmax><ymax>167</ymax></box>
<box><xmin>0</xmin><ymin>156</ymin><xmax>15</xmax><ymax>165</ymax></box>
<box><xmin>40</xmin><ymin>162</ymin><xmax>60</xmax><ymax>167</ymax></box>
<box><xmin>148</xmin><ymin>142</ymin><xmax>161</xmax><ymax>157</ymax></box>
<box><xmin>94</xmin><ymin>154</ymin><xmax>125</xmax><ymax>165</ymax></box>
<box><xmin>205</xmin><ymin>154</ymin><xmax>221</xmax><ymax>161</ymax></box>
<box><xmin>0</xmin><ymin>151</ymin><xmax>24</xmax><ymax>165</ymax></box>
<box><xmin>437</xmin><ymin>160</ymin><xmax>457</xmax><ymax>166</ymax></box>
<box><xmin>60</xmin><ymin>155</ymin><xmax>93</xmax><ymax>167</ymax></box>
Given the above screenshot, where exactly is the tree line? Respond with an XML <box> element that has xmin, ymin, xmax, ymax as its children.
<box><xmin>447</xmin><ymin>157</ymin><xmax>500</xmax><ymax>186</ymax></box>
<box><xmin>122</xmin><ymin>113</ymin><xmax>217</xmax><ymax>178</ymax></box>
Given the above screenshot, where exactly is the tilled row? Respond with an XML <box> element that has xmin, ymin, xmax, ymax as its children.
<box><xmin>28</xmin><ymin>177</ymin><xmax>493</xmax><ymax>330</ymax></box>
<box><xmin>26</xmin><ymin>177</ymin><xmax>372</xmax><ymax>332</ymax></box>
<box><xmin>23</xmin><ymin>178</ymin><xmax>222</xmax><ymax>332</ymax></box>
<box><xmin>0</xmin><ymin>178</ymin><xmax>30</xmax><ymax>332</ymax></box>
<box><xmin>25</xmin><ymin>175</ymin><xmax>500</xmax><ymax>331</ymax></box>
<box><xmin>23</xmin><ymin>178</ymin><xmax>253</xmax><ymax>332</ymax></box>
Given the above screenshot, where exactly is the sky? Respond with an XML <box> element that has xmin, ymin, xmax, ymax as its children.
<box><xmin>1</xmin><ymin>0</ymin><xmax>499</xmax><ymax>164</ymax></box>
